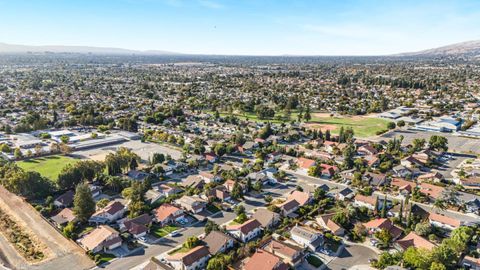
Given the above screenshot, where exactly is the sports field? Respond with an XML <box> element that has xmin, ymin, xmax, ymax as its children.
<box><xmin>305</xmin><ymin>114</ymin><xmax>391</xmax><ymax>138</ymax></box>
<box><xmin>17</xmin><ymin>155</ymin><xmax>78</xmax><ymax>180</ymax></box>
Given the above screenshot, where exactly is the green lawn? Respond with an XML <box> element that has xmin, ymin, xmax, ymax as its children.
<box><xmin>307</xmin><ymin>116</ymin><xmax>391</xmax><ymax>138</ymax></box>
<box><xmin>206</xmin><ymin>204</ymin><xmax>221</xmax><ymax>213</ymax></box>
<box><xmin>17</xmin><ymin>155</ymin><xmax>78</xmax><ymax>181</ymax></box>
<box><xmin>94</xmin><ymin>252</ymin><xmax>116</xmax><ymax>265</ymax></box>
<box><xmin>151</xmin><ymin>225</ymin><xmax>179</xmax><ymax>238</ymax></box>
<box><xmin>306</xmin><ymin>255</ymin><xmax>324</xmax><ymax>268</ymax></box>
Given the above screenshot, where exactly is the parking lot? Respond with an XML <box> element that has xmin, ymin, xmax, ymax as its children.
<box><xmin>73</xmin><ymin>140</ymin><xmax>183</xmax><ymax>162</ymax></box>
<box><xmin>377</xmin><ymin>129</ymin><xmax>480</xmax><ymax>155</ymax></box>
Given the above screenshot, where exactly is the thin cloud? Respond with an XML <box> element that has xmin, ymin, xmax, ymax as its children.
<box><xmin>198</xmin><ymin>0</ymin><xmax>224</xmax><ymax>9</ymax></box>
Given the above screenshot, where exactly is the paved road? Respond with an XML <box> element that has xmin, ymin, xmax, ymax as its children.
<box><xmin>326</xmin><ymin>244</ymin><xmax>378</xmax><ymax>270</ymax></box>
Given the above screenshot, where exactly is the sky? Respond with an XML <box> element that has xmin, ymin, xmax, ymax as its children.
<box><xmin>1</xmin><ymin>0</ymin><xmax>480</xmax><ymax>55</ymax></box>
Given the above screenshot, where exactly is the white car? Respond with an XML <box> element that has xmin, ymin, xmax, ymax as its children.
<box><xmin>170</xmin><ymin>231</ymin><xmax>180</xmax><ymax>237</ymax></box>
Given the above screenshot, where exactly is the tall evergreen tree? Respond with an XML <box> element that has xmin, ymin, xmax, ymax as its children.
<box><xmin>73</xmin><ymin>182</ymin><xmax>96</xmax><ymax>222</ymax></box>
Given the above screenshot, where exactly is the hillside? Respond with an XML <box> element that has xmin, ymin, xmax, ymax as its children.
<box><xmin>397</xmin><ymin>40</ymin><xmax>480</xmax><ymax>58</ymax></box>
<box><xmin>0</xmin><ymin>42</ymin><xmax>178</xmax><ymax>55</ymax></box>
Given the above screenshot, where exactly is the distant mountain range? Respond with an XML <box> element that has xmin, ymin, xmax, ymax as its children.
<box><xmin>396</xmin><ymin>40</ymin><xmax>480</xmax><ymax>58</ymax></box>
<box><xmin>1</xmin><ymin>40</ymin><xmax>480</xmax><ymax>58</ymax></box>
<box><xmin>0</xmin><ymin>42</ymin><xmax>179</xmax><ymax>55</ymax></box>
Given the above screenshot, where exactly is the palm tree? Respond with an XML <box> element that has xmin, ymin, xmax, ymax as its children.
<box><xmin>433</xmin><ymin>198</ymin><xmax>447</xmax><ymax>213</ymax></box>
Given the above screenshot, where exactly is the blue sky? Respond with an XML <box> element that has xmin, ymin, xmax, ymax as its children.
<box><xmin>1</xmin><ymin>0</ymin><xmax>480</xmax><ymax>55</ymax></box>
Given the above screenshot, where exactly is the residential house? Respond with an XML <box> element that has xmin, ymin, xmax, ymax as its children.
<box><xmin>401</xmin><ymin>156</ymin><xmax>425</xmax><ymax>168</ymax></box>
<box><xmin>392</xmin><ymin>165</ymin><xmax>413</xmax><ymax>178</ymax></box>
<box><xmin>337</xmin><ymin>187</ymin><xmax>354</xmax><ymax>201</ymax></box>
<box><xmin>181</xmin><ymin>175</ymin><xmax>205</xmax><ymax>190</ymax></box>
<box><xmin>226</xmin><ymin>219</ymin><xmax>262</xmax><ymax>243</ymax></box>
<box><xmin>78</xmin><ymin>225</ymin><xmax>122</xmax><ymax>253</ymax></box>
<box><xmin>278</xmin><ymin>199</ymin><xmax>300</xmax><ymax>217</ymax></box>
<box><xmin>323</xmin><ymin>141</ymin><xmax>338</xmax><ymax>154</ymax></box>
<box><xmin>358</xmin><ymin>145</ymin><xmax>378</xmax><ymax>156</ymax></box>
<box><xmin>175</xmin><ymin>196</ymin><xmax>206</xmax><ymax>214</ymax></box>
<box><xmin>462</xmin><ymin>256</ymin><xmax>480</xmax><ymax>270</ymax></box>
<box><xmin>242</xmin><ymin>250</ymin><xmax>289</xmax><ymax>270</ymax></box>
<box><xmin>203</xmin><ymin>230</ymin><xmax>235</xmax><ymax>255</ymax></box>
<box><xmin>353</xmin><ymin>194</ymin><xmax>377</xmax><ymax>210</ymax></box>
<box><xmin>206</xmin><ymin>186</ymin><xmax>231</xmax><ymax>202</ymax></box>
<box><xmin>395</xmin><ymin>232</ymin><xmax>436</xmax><ymax>251</ymax></box>
<box><xmin>166</xmin><ymin>245</ymin><xmax>210</xmax><ymax>270</ymax></box>
<box><xmin>153</xmin><ymin>184</ymin><xmax>182</xmax><ymax>197</ymax></box>
<box><xmin>51</xmin><ymin>208</ymin><xmax>76</xmax><ymax>227</ymax></box>
<box><xmin>204</xmin><ymin>153</ymin><xmax>218</xmax><ymax>163</ymax></box>
<box><xmin>54</xmin><ymin>190</ymin><xmax>74</xmax><ymax>208</ymax></box>
<box><xmin>252</xmin><ymin>208</ymin><xmax>281</xmax><ymax>229</ymax></box>
<box><xmin>418</xmin><ymin>182</ymin><xmax>445</xmax><ymax>201</ymax></box>
<box><xmin>320</xmin><ymin>164</ymin><xmax>339</xmax><ymax>178</ymax></box>
<box><xmin>121</xmin><ymin>213</ymin><xmax>152</xmax><ymax>238</ymax></box>
<box><xmin>267</xmin><ymin>152</ymin><xmax>283</xmax><ymax>163</ymax></box>
<box><xmin>459</xmin><ymin>177</ymin><xmax>480</xmax><ymax>189</ymax></box>
<box><xmin>127</xmin><ymin>170</ymin><xmax>151</xmax><ymax>182</ymax></box>
<box><xmin>417</xmin><ymin>172</ymin><xmax>444</xmax><ymax>183</ymax></box>
<box><xmin>89</xmin><ymin>201</ymin><xmax>126</xmax><ymax>224</ymax></box>
<box><xmin>363</xmin><ymin>218</ymin><xmax>403</xmax><ymax>240</ymax></box>
<box><xmin>154</xmin><ymin>203</ymin><xmax>185</xmax><ymax>226</ymax></box>
<box><xmin>290</xmin><ymin>225</ymin><xmax>324</xmax><ymax>251</ymax></box>
<box><xmin>296</xmin><ymin>157</ymin><xmax>316</xmax><ymax>173</ymax></box>
<box><xmin>465</xmin><ymin>198</ymin><xmax>480</xmax><ymax>215</ymax></box>
<box><xmin>428</xmin><ymin>212</ymin><xmax>462</xmax><ymax>231</ymax></box>
<box><xmin>316</xmin><ymin>214</ymin><xmax>345</xmax><ymax>236</ymax></box>
<box><xmin>223</xmin><ymin>179</ymin><xmax>246</xmax><ymax>193</ymax></box>
<box><xmin>286</xmin><ymin>190</ymin><xmax>311</xmax><ymax>207</ymax></box>
<box><xmin>263</xmin><ymin>239</ymin><xmax>304</xmax><ymax>267</ymax></box>
<box><xmin>199</xmin><ymin>171</ymin><xmax>220</xmax><ymax>183</ymax></box>
<box><xmin>363</xmin><ymin>172</ymin><xmax>388</xmax><ymax>187</ymax></box>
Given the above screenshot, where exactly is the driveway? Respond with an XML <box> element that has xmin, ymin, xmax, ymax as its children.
<box><xmin>326</xmin><ymin>244</ymin><xmax>378</xmax><ymax>270</ymax></box>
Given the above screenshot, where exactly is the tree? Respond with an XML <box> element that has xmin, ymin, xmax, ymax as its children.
<box><xmin>374</xmin><ymin>228</ymin><xmax>393</xmax><ymax>248</ymax></box>
<box><xmin>387</xmin><ymin>122</ymin><xmax>396</xmax><ymax>129</ymax></box>
<box><xmin>234</xmin><ymin>204</ymin><xmax>245</xmax><ymax>216</ymax></box>
<box><xmin>397</xmin><ymin>120</ymin><xmax>405</xmax><ymax>127</ymax></box>
<box><xmin>205</xmin><ymin>220</ymin><xmax>220</xmax><ymax>235</ymax></box>
<box><xmin>398</xmin><ymin>201</ymin><xmax>404</xmax><ymax>224</ymax></box>
<box><xmin>96</xmin><ymin>198</ymin><xmax>110</xmax><ymax>209</ymax></box>
<box><xmin>325</xmin><ymin>129</ymin><xmax>331</xmax><ymax>141</ymax></box>
<box><xmin>63</xmin><ymin>221</ymin><xmax>76</xmax><ymax>239</ymax></box>
<box><xmin>231</xmin><ymin>181</ymin><xmax>243</xmax><ymax>199</ymax></box>
<box><xmin>214</xmin><ymin>143</ymin><xmax>226</xmax><ymax>157</ymax></box>
<box><xmin>264</xmin><ymin>195</ymin><xmax>273</xmax><ymax>204</ymax></box>
<box><xmin>415</xmin><ymin>222</ymin><xmax>432</xmax><ymax>237</ymax></box>
<box><xmin>429</xmin><ymin>135</ymin><xmax>448</xmax><ymax>152</ymax></box>
<box><xmin>73</xmin><ymin>182</ymin><xmax>96</xmax><ymax>223</ymax></box>
<box><xmin>14</xmin><ymin>148</ymin><xmax>23</xmax><ymax>159</ymax></box>
<box><xmin>372</xmin><ymin>251</ymin><xmax>403</xmax><ymax>269</ymax></box>
<box><xmin>253</xmin><ymin>181</ymin><xmax>262</xmax><ymax>191</ymax></box>
<box><xmin>381</xmin><ymin>195</ymin><xmax>387</xmax><ymax>218</ymax></box>
<box><xmin>412</xmin><ymin>138</ymin><xmax>426</xmax><ymax>152</ymax></box>
<box><xmin>403</xmin><ymin>247</ymin><xmax>432</xmax><ymax>269</ymax></box>
<box><xmin>432</xmin><ymin>198</ymin><xmax>447</xmax><ymax>212</ymax></box>
<box><xmin>183</xmin><ymin>236</ymin><xmax>200</xmax><ymax>249</ymax></box>
<box><xmin>207</xmin><ymin>255</ymin><xmax>229</xmax><ymax>270</ymax></box>
<box><xmin>60</xmin><ymin>135</ymin><xmax>70</xmax><ymax>144</ymax></box>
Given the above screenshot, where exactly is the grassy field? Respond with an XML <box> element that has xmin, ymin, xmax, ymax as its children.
<box><xmin>210</xmin><ymin>110</ymin><xmax>390</xmax><ymax>138</ymax></box>
<box><xmin>151</xmin><ymin>225</ymin><xmax>179</xmax><ymax>238</ymax></box>
<box><xmin>306</xmin><ymin>115</ymin><xmax>391</xmax><ymax>138</ymax></box>
<box><xmin>17</xmin><ymin>155</ymin><xmax>78</xmax><ymax>181</ymax></box>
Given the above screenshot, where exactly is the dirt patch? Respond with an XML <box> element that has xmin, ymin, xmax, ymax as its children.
<box><xmin>0</xmin><ymin>186</ymin><xmax>94</xmax><ymax>270</ymax></box>
<box><xmin>312</xmin><ymin>112</ymin><xmax>334</xmax><ymax>118</ymax></box>
<box><xmin>304</xmin><ymin>123</ymin><xmax>338</xmax><ymax>131</ymax></box>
